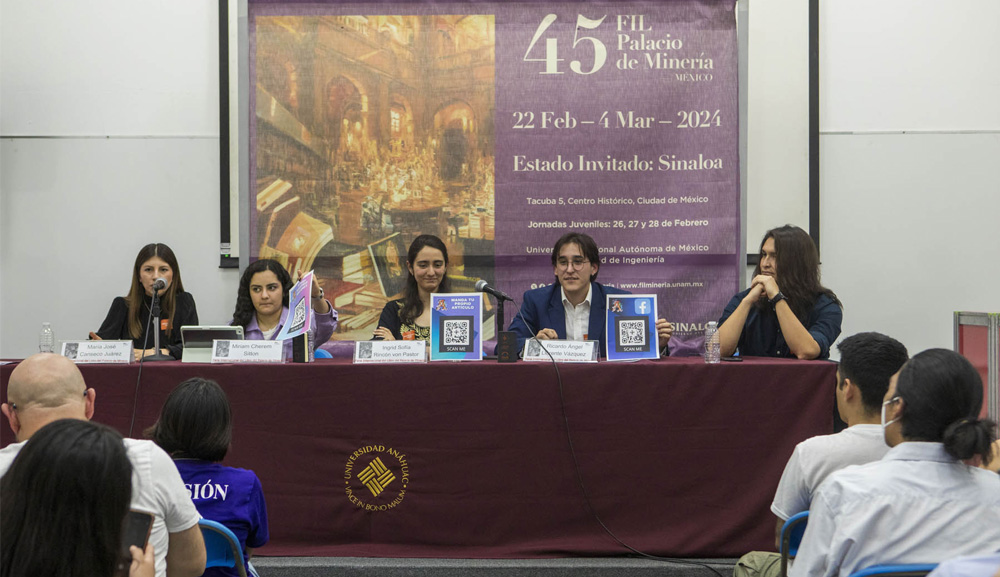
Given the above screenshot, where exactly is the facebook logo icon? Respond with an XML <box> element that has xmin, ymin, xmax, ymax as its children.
<box><xmin>637</xmin><ymin>300</ymin><xmax>649</xmax><ymax>314</ymax></box>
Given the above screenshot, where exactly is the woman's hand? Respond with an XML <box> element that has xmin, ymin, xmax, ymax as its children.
<box><xmin>88</xmin><ymin>332</ymin><xmax>103</xmax><ymax>341</ymax></box>
<box><xmin>129</xmin><ymin>544</ymin><xmax>155</xmax><ymax>577</ymax></box>
<box><xmin>294</xmin><ymin>271</ymin><xmax>331</xmax><ymax>313</ymax></box>
<box><xmin>372</xmin><ymin>327</ymin><xmax>395</xmax><ymax>341</ymax></box>
<box><xmin>292</xmin><ymin>269</ymin><xmax>324</xmax><ymax>298</ymax></box>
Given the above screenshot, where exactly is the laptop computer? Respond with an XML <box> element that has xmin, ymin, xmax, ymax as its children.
<box><xmin>181</xmin><ymin>326</ymin><xmax>244</xmax><ymax>363</ymax></box>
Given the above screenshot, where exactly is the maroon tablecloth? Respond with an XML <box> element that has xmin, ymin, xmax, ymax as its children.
<box><xmin>1</xmin><ymin>357</ymin><xmax>835</xmax><ymax>558</ymax></box>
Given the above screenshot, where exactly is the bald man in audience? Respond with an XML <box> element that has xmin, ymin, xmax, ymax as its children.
<box><xmin>1</xmin><ymin>353</ymin><xmax>206</xmax><ymax>577</ymax></box>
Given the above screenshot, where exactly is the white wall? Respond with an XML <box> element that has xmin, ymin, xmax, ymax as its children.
<box><xmin>0</xmin><ymin>0</ymin><xmax>238</xmax><ymax>357</ymax></box>
<box><xmin>2</xmin><ymin>0</ymin><xmax>998</xmax><ymax>358</ymax></box>
<box><xmin>820</xmin><ymin>0</ymin><xmax>1000</xmax><ymax>133</ymax></box>
<box><xmin>818</xmin><ymin>0</ymin><xmax>1000</xmax><ymax>356</ymax></box>
<box><xmin>821</xmin><ymin>133</ymin><xmax>1000</xmax><ymax>355</ymax></box>
<box><xmin>1</xmin><ymin>138</ymin><xmax>237</xmax><ymax>353</ymax></box>
<box><xmin>745</xmin><ymin>0</ymin><xmax>810</xmax><ymax>241</ymax></box>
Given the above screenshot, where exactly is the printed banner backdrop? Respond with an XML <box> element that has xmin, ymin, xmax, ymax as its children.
<box><xmin>248</xmin><ymin>1</ymin><xmax>739</xmax><ymax>350</ymax></box>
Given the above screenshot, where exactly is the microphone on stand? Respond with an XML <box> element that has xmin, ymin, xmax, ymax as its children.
<box><xmin>475</xmin><ymin>279</ymin><xmax>514</xmax><ymax>302</ymax></box>
<box><xmin>143</xmin><ymin>277</ymin><xmax>175</xmax><ymax>362</ymax></box>
<box><xmin>476</xmin><ymin>280</ymin><xmax>518</xmax><ymax>363</ymax></box>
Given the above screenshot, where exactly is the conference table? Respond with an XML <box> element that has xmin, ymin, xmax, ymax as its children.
<box><xmin>1</xmin><ymin>356</ymin><xmax>836</xmax><ymax>558</ymax></box>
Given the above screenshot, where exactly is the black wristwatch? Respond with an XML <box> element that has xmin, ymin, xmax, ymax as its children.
<box><xmin>768</xmin><ymin>292</ymin><xmax>787</xmax><ymax>306</ymax></box>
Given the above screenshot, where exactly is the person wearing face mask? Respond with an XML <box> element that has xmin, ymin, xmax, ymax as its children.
<box><xmin>373</xmin><ymin>234</ymin><xmax>450</xmax><ymax>341</ymax></box>
<box><xmin>789</xmin><ymin>349</ymin><xmax>1000</xmax><ymax>577</ymax></box>
<box><xmin>230</xmin><ymin>259</ymin><xmax>337</xmax><ymax>356</ymax></box>
<box><xmin>504</xmin><ymin>232</ymin><xmax>673</xmax><ymax>357</ymax></box>
<box><xmin>92</xmin><ymin>243</ymin><xmax>199</xmax><ymax>361</ymax></box>
<box><xmin>718</xmin><ymin>225</ymin><xmax>842</xmax><ymax>359</ymax></box>
<box><xmin>734</xmin><ymin>332</ymin><xmax>908</xmax><ymax>577</ymax></box>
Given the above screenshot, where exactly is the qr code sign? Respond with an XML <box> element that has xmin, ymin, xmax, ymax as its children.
<box><xmin>289</xmin><ymin>302</ymin><xmax>307</xmax><ymax>330</ymax></box>
<box><xmin>443</xmin><ymin>319</ymin><xmax>470</xmax><ymax>346</ymax></box>
<box><xmin>619</xmin><ymin>320</ymin><xmax>646</xmax><ymax>347</ymax></box>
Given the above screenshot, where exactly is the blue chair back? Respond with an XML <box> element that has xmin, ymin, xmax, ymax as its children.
<box><xmin>779</xmin><ymin>511</ymin><xmax>809</xmax><ymax>577</ymax></box>
<box><xmin>199</xmin><ymin>518</ymin><xmax>248</xmax><ymax>577</ymax></box>
<box><xmin>847</xmin><ymin>564</ymin><xmax>938</xmax><ymax>577</ymax></box>
<box><xmin>314</xmin><ymin>348</ymin><xmax>333</xmax><ymax>359</ymax></box>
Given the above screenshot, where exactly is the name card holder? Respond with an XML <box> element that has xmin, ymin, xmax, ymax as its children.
<box><xmin>62</xmin><ymin>341</ymin><xmax>134</xmax><ymax>364</ymax></box>
<box><xmin>354</xmin><ymin>341</ymin><xmax>427</xmax><ymax>364</ymax></box>
<box><xmin>522</xmin><ymin>339</ymin><xmax>599</xmax><ymax>363</ymax></box>
<box><xmin>212</xmin><ymin>340</ymin><xmax>284</xmax><ymax>363</ymax></box>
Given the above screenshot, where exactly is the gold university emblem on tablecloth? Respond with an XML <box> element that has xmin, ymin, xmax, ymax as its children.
<box><xmin>344</xmin><ymin>444</ymin><xmax>409</xmax><ymax>512</ymax></box>
<box><xmin>358</xmin><ymin>457</ymin><xmax>396</xmax><ymax>496</ymax></box>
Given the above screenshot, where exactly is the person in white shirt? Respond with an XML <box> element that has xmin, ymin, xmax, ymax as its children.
<box><xmin>927</xmin><ymin>553</ymin><xmax>1000</xmax><ymax>577</ymax></box>
<box><xmin>0</xmin><ymin>353</ymin><xmax>206</xmax><ymax>577</ymax></box>
<box><xmin>734</xmin><ymin>332</ymin><xmax>908</xmax><ymax>577</ymax></box>
<box><xmin>790</xmin><ymin>349</ymin><xmax>1000</xmax><ymax>577</ymax></box>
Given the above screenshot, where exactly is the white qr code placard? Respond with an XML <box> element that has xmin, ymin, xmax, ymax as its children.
<box><xmin>430</xmin><ymin>292</ymin><xmax>483</xmax><ymax>361</ymax></box>
<box><xmin>606</xmin><ymin>294</ymin><xmax>660</xmax><ymax>361</ymax></box>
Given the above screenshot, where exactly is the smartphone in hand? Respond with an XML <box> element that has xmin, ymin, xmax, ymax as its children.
<box><xmin>120</xmin><ymin>510</ymin><xmax>154</xmax><ymax>558</ymax></box>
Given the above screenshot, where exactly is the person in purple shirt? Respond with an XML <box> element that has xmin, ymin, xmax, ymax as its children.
<box><xmin>231</xmin><ymin>259</ymin><xmax>338</xmax><ymax>358</ymax></box>
<box><xmin>146</xmin><ymin>378</ymin><xmax>268</xmax><ymax>577</ymax></box>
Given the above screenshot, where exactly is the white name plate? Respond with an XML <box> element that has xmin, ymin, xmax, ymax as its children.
<box><xmin>212</xmin><ymin>340</ymin><xmax>283</xmax><ymax>363</ymax></box>
<box><xmin>62</xmin><ymin>341</ymin><xmax>134</xmax><ymax>364</ymax></box>
<box><xmin>354</xmin><ymin>340</ymin><xmax>427</xmax><ymax>364</ymax></box>
<box><xmin>523</xmin><ymin>339</ymin><xmax>599</xmax><ymax>363</ymax></box>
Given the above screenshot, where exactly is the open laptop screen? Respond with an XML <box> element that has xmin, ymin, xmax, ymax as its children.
<box><xmin>181</xmin><ymin>326</ymin><xmax>244</xmax><ymax>363</ymax></box>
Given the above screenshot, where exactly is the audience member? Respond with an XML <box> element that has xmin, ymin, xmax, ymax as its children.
<box><xmin>0</xmin><ymin>353</ymin><xmax>205</xmax><ymax>577</ymax></box>
<box><xmin>927</xmin><ymin>553</ymin><xmax>1000</xmax><ymax>577</ymax></box>
<box><xmin>1</xmin><ymin>418</ymin><xmax>155</xmax><ymax>577</ymax></box>
<box><xmin>734</xmin><ymin>332</ymin><xmax>908</xmax><ymax>577</ymax></box>
<box><xmin>790</xmin><ymin>349</ymin><xmax>1000</xmax><ymax>577</ymax></box>
<box><xmin>147</xmin><ymin>377</ymin><xmax>269</xmax><ymax>577</ymax></box>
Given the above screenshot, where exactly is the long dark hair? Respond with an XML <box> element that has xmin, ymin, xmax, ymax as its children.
<box><xmin>896</xmin><ymin>348</ymin><xmax>996</xmax><ymax>464</ymax></box>
<box><xmin>232</xmin><ymin>259</ymin><xmax>293</xmax><ymax>329</ymax></box>
<box><xmin>1</xmin><ymin>419</ymin><xmax>132</xmax><ymax>577</ymax></box>
<box><xmin>125</xmin><ymin>243</ymin><xmax>185</xmax><ymax>338</ymax></box>
<box><xmin>754</xmin><ymin>225</ymin><xmax>840</xmax><ymax>320</ymax></box>
<box><xmin>399</xmin><ymin>235</ymin><xmax>450</xmax><ymax>325</ymax></box>
<box><xmin>147</xmin><ymin>377</ymin><xmax>232</xmax><ymax>462</ymax></box>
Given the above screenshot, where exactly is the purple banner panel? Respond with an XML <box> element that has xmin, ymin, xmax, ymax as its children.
<box><xmin>247</xmin><ymin>1</ymin><xmax>739</xmax><ymax>349</ymax></box>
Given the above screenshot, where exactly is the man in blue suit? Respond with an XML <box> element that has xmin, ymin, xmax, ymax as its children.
<box><xmin>506</xmin><ymin>232</ymin><xmax>673</xmax><ymax>357</ymax></box>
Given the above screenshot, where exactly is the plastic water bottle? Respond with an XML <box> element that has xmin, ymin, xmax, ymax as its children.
<box><xmin>39</xmin><ymin>322</ymin><xmax>55</xmax><ymax>353</ymax></box>
<box><xmin>704</xmin><ymin>321</ymin><xmax>721</xmax><ymax>364</ymax></box>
